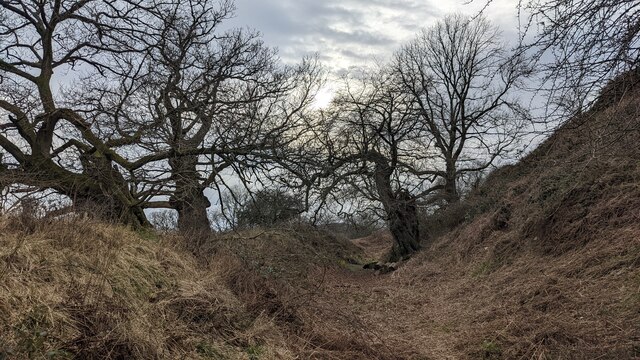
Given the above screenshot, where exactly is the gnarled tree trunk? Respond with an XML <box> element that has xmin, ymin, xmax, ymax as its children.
<box><xmin>374</xmin><ymin>160</ymin><xmax>421</xmax><ymax>262</ymax></box>
<box><xmin>169</xmin><ymin>155</ymin><xmax>212</xmax><ymax>234</ymax></box>
<box><xmin>387</xmin><ymin>190</ymin><xmax>421</xmax><ymax>262</ymax></box>
<box><xmin>443</xmin><ymin>162</ymin><xmax>460</xmax><ymax>203</ymax></box>
<box><xmin>12</xmin><ymin>153</ymin><xmax>151</xmax><ymax>227</ymax></box>
<box><xmin>77</xmin><ymin>153</ymin><xmax>150</xmax><ymax>226</ymax></box>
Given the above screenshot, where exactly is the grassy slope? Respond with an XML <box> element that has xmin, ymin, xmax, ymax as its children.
<box><xmin>0</xmin><ymin>219</ymin><xmax>368</xmax><ymax>359</ymax></box>
<box><xmin>294</xmin><ymin>73</ymin><xmax>640</xmax><ymax>359</ymax></box>
<box><xmin>398</xmin><ymin>72</ymin><xmax>640</xmax><ymax>358</ymax></box>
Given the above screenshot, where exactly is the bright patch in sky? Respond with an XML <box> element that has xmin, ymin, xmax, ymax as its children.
<box><xmin>311</xmin><ymin>85</ymin><xmax>336</xmax><ymax>109</ymax></box>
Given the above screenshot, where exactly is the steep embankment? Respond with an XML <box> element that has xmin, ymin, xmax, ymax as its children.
<box><xmin>311</xmin><ymin>73</ymin><xmax>640</xmax><ymax>359</ymax></box>
<box><xmin>409</xmin><ymin>71</ymin><xmax>640</xmax><ymax>358</ymax></box>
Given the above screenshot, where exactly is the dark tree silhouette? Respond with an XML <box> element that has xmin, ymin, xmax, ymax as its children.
<box><xmin>0</xmin><ymin>0</ymin><xmax>152</xmax><ymax>226</ymax></box>
<box><xmin>394</xmin><ymin>14</ymin><xmax>527</xmax><ymax>202</ymax></box>
<box><xmin>0</xmin><ymin>0</ymin><xmax>320</xmax><ymax>233</ymax></box>
<box><xmin>302</xmin><ymin>16</ymin><xmax>526</xmax><ymax>261</ymax></box>
<box><xmin>236</xmin><ymin>189</ymin><xmax>303</xmax><ymax>228</ymax></box>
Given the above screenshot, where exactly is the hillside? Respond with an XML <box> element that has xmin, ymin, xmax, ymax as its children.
<box><xmin>0</xmin><ymin>219</ymin><xmax>373</xmax><ymax>359</ymax></box>
<box><xmin>1</xmin><ymin>74</ymin><xmax>640</xmax><ymax>359</ymax></box>
<box><xmin>316</xmin><ymin>71</ymin><xmax>640</xmax><ymax>358</ymax></box>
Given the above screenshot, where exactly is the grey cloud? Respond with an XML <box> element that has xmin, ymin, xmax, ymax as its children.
<box><xmin>338</xmin><ymin>48</ymin><xmax>374</xmax><ymax>61</ymax></box>
<box><xmin>225</xmin><ymin>0</ymin><xmax>521</xmax><ymax>75</ymax></box>
<box><xmin>227</xmin><ymin>0</ymin><xmax>442</xmax><ymax>72</ymax></box>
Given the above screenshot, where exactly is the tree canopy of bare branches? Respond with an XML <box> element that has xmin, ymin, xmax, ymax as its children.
<box><xmin>0</xmin><ymin>0</ymin><xmax>321</xmax><ymax>233</ymax></box>
<box><xmin>515</xmin><ymin>0</ymin><xmax>640</xmax><ymax>113</ymax></box>
<box><xmin>395</xmin><ymin>14</ymin><xmax>528</xmax><ymax>202</ymax></box>
<box><xmin>0</xmin><ymin>0</ymin><xmax>154</xmax><ymax>225</ymax></box>
<box><xmin>304</xmin><ymin>15</ymin><xmax>527</xmax><ymax>261</ymax></box>
<box><xmin>81</xmin><ymin>0</ymin><xmax>322</xmax><ymax>233</ymax></box>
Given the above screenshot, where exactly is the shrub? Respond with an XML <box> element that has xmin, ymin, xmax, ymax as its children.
<box><xmin>236</xmin><ymin>189</ymin><xmax>303</xmax><ymax>228</ymax></box>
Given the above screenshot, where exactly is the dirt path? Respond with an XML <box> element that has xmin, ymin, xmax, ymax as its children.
<box><xmin>305</xmin><ymin>234</ymin><xmax>468</xmax><ymax>359</ymax></box>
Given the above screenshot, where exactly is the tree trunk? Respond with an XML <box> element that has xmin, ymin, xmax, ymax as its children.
<box><xmin>443</xmin><ymin>162</ymin><xmax>460</xmax><ymax>203</ymax></box>
<box><xmin>18</xmin><ymin>154</ymin><xmax>150</xmax><ymax>227</ymax></box>
<box><xmin>71</xmin><ymin>189</ymin><xmax>149</xmax><ymax>227</ymax></box>
<box><xmin>387</xmin><ymin>190</ymin><xmax>421</xmax><ymax>262</ymax></box>
<box><xmin>169</xmin><ymin>155</ymin><xmax>211</xmax><ymax>234</ymax></box>
<box><xmin>75</xmin><ymin>153</ymin><xmax>150</xmax><ymax>227</ymax></box>
<box><xmin>172</xmin><ymin>188</ymin><xmax>211</xmax><ymax>234</ymax></box>
<box><xmin>373</xmin><ymin>160</ymin><xmax>421</xmax><ymax>262</ymax></box>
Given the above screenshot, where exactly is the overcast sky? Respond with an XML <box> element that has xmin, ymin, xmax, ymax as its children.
<box><xmin>227</xmin><ymin>0</ymin><xmax>520</xmax><ymax>74</ymax></box>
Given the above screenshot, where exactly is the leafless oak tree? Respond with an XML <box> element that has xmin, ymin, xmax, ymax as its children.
<box><xmin>0</xmin><ymin>0</ymin><xmax>321</xmax><ymax>232</ymax></box>
<box><xmin>325</xmin><ymin>71</ymin><xmax>428</xmax><ymax>260</ymax></box>
<box><xmin>0</xmin><ymin>0</ymin><xmax>152</xmax><ymax>225</ymax></box>
<box><xmin>394</xmin><ymin>14</ymin><xmax>527</xmax><ymax>202</ymax></box>
<box><xmin>305</xmin><ymin>15</ymin><xmax>527</xmax><ymax>261</ymax></box>
<box><xmin>80</xmin><ymin>0</ymin><xmax>322</xmax><ymax>233</ymax></box>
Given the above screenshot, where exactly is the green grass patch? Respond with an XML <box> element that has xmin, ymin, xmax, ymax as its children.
<box><xmin>480</xmin><ymin>340</ymin><xmax>502</xmax><ymax>359</ymax></box>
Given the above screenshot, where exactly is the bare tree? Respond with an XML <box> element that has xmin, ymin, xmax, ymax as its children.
<box><xmin>121</xmin><ymin>1</ymin><xmax>322</xmax><ymax>233</ymax></box>
<box><xmin>305</xmin><ymin>15</ymin><xmax>526</xmax><ymax>261</ymax></box>
<box><xmin>0</xmin><ymin>0</ymin><xmax>151</xmax><ymax>226</ymax></box>
<box><xmin>308</xmin><ymin>71</ymin><xmax>430</xmax><ymax>261</ymax></box>
<box><xmin>394</xmin><ymin>14</ymin><xmax>527</xmax><ymax>202</ymax></box>
<box><xmin>236</xmin><ymin>188</ymin><xmax>303</xmax><ymax>229</ymax></box>
<box><xmin>0</xmin><ymin>0</ymin><xmax>321</xmax><ymax>232</ymax></box>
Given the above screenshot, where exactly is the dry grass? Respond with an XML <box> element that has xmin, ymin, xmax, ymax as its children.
<box><xmin>351</xmin><ymin>230</ymin><xmax>394</xmax><ymax>262</ymax></box>
<box><xmin>0</xmin><ymin>217</ymin><xmax>263</xmax><ymax>359</ymax></box>
<box><xmin>0</xmin><ymin>217</ymin><xmax>390</xmax><ymax>359</ymax></box>
<box><xmin>358</xmin><ymin>71</ymin><xmax>640</xmax><ymax>358</ymax></box>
